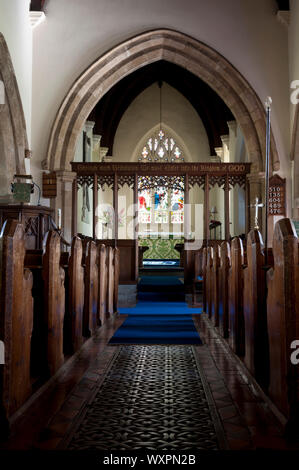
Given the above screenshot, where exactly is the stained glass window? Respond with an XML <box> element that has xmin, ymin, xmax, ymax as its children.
<box><xmin>138</xmin><ymin>189</ymin><xmax>152</xmax><ymax>223</ymax></box>
<box><xmin>137</xmin><ymin>176</ymin><xmax>184</xmax><ymax>226</ymax></box>
<box><xmin>171</xmin><ymin>189</ymin><xmax>184</xmax><ymax>224</ymax></box>
<box><xmin>138</xmin><ymin>129</ymin><xmax>184</xmax><ymax>162</ymax></box>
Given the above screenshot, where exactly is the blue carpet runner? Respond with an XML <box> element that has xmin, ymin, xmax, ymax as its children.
<box><xmin>109</xmin><ymin>275</ymin><xmax>202</xmax><ymax>344</ymax></box>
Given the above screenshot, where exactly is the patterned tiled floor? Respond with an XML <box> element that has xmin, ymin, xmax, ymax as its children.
<box><xmin>67</xmin><ymin>345</ymin><xmax>225</xmax><ymax>451</ymax></box>
<box><xmin>1</xmin><ymin>311</ymin><xmax>298</xmax><ymax>451</ymax></box>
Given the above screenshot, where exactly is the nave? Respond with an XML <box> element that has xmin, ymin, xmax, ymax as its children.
<box><xmin>0</xmin><ymin>272</ymin><xmax>296</xmax><ymax>452</ymax></box>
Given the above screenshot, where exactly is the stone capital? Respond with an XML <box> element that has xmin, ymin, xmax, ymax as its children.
<box><xmin>93</xmin><ymin>134</ymin><xmax>102</xmax><ymax>145</ymax></box>
<box><xmin>55</xmin><ymin>170</ymin><xmax>77</xmax><ymax>183</ymax></box>
<box><xmin>84</xmin><ymin>120</ymin><xmax>95</xmax><ymax>133</ymax></box>
<box><xmin>214</xmin><ymin>147</ymin><xmax>223</xmax><ymax>160</ymax></box>
<box><xmin>246</xmin><ymin>172</ymin><xmax>265</xmax><ymax>184</ymax></box>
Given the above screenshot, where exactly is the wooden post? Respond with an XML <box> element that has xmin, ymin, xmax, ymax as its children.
<box><xmin>228</xmin><ymin>237</ymin><xmax>245</xmax><ymax>356</ymax></box>
<box><xmin>245</xmin><ymin>177</ymin><xmax>250</xmax><ymax>234</ymax></box>
<box><xmin>225</xmin><ymin>174</ymin><xmax>230</xmax><ymax>241</ymax></box>
<box><xmin>204</xmin><ymin>174</ymin><xmax>210</xmax><ymax>245</ymax></box>
<box><xmin>72</xmin><ymin>175</ymin><xmax>77</xmax><ymax>238</ymax></box>
<box><xmin>184</xmin><ymin>174</ymin><xmax>189</xmax><ymax>238</ymax></box>
<box><xmin>134</xmin><ymin>173</ymin><xmax>139</xmax><ymax>282</ymax></box>
<box><xmin>113</xmin><ymin>173</ymin><xmax>118</xmax><ymax>246</ymax></box>
<box><xmin>93</xmin><ymin>173</ymin><xmax>98</xmax><ymax>240</ymax></box>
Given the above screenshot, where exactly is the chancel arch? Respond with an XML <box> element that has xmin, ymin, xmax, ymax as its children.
<box><xmin>45</xmin><ymin>29</ymin><xmax>279</xmax><ymax>173</ymax></box>
<box><xmin>45</xmin><ymin>29</ymin><xmax>280</xmax><ymax>242</ymax></box>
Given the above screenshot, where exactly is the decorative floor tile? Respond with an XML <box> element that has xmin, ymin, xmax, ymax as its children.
<box><xmin>67</xmin><ymin>345</ymin><xmax>227</xmax><ymax>451</ymax></box>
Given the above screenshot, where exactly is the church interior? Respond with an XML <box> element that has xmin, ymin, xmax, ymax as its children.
<box><xmin>0</xmin><ymin>0</ymin><xmax>299</xmax><ymax>461</ymax></box>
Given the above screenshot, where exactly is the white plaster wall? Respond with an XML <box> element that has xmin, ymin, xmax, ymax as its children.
<box><xmin>113</xmin><ymin>83</ymin><xmax>210</xmax><ymax>162</ymax></box>
<box><xmin>31</xmin><ymin>0</ymin><xmax>290</xmax><ymax>181</ymax></box>
<box><xmin>0</xmin><ymin>0</ymin><xmax>32</xmax><ymax>144</ymax></box>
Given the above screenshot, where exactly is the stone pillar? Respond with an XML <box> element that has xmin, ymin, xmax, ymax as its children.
<box><xmin>51</xmin><ymin>170</ymin><xmax>77</xmax><ymax>243</ymax></box>
<box><xmin>220</xmin><ymin>135</ymin><xmax>230</xmax><ymax>162</ymax></box>
<box><xmin>84</xmin><ymin>121</ymin><xmax>95</xmax><ymax>162</ymax></box>
<box><xmin>92</xmin><ymin>134</ymin><xmax>102</xmax><ymax>162</ymax></box>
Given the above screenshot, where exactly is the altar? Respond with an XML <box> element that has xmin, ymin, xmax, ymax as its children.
<box><xmin>138</xmin><ymin>234</ymin><xmax>184</xmax><ymax>260</ymax></box>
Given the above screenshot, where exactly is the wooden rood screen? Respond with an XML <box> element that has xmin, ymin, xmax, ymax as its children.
<box><xmin>71</xmin><ymin>162</ymin><xmax>251</xmax><ymax>281</ymax></box>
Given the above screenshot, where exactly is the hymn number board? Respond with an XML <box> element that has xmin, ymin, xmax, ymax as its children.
<box><xmin>268</xmin><ymin>175</ymin><xmax>286</xmax><ymax>216</ymax></box>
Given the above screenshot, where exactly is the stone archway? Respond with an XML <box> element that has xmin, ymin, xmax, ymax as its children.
<box><xmin>0</xmin><ymin>33</ymin><xmax>28</xmax><ymax>195</ymax></box>
<box><xmin>44</xmin><ymin>29</ymin><xmax>279</xmax><ymax>237</ymax></box>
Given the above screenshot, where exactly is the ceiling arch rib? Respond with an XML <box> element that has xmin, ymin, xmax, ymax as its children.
<box><xmin>88</xmin><ymin>60</ymin><xmax>234</xmax><ymax>157</ymax></box>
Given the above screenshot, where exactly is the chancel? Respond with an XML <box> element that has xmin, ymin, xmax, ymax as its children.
<box><xmin>1</xmin><ymin>0</ymin><xmax>299</xmax><ymax>458</ymax></box>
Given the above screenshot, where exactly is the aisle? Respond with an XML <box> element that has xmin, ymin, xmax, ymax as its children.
<box><xmin>109</xmin><ymin>275</ymin><xmax>202</xmax><ymax>344</ymax></box>
<box><xmin>67</xmin><ymin>345</ymin><xmax>225</xmax><ymax>450</ymax></box>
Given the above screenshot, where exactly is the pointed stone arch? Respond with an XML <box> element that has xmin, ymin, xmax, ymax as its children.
<box><xmin>0</xmin><ymin>33</ymin><xmax>28</xmax><ymax>194</ymax></box>
<box><xmin>45</xmin><ymin>29</ymin><xmax>279</xmax><ymax>175</ymax></box>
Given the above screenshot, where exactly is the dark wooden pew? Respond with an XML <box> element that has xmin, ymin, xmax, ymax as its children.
<box><xmin>83</xmin><ymin>240</ymin><xmax>99</xmax><ymax>337</ymax></box>
<box><xmin>98</xmin><ymin>244</ymin><xmax>108</xmax><ymax>325</ymax></box>
<box><xmin>0</xmin><ymin>220</ymin><xmax>33</xmax><ymax>425</ymax></box>
<box><xmin>206</xmin><ymin>247</ymin><xmax>213</xmax><ymax>317</ymax></box>
<box><xmin>107</xmin><ymin>246</ymin><xmax>115</xmax><ymax>316</ymax></box>
<box><xmin>267</xmin><ymin>218</ymin><xmax>299</xmax><ymax>431</ymax></box>
<box><xmin>211</xmin><ymin>245</ymin><xmax>220</xmax><ymax>326</ymax></box>
<box><xmin>202</xmin><ymin>247</ymin><xmax>207</xmax><ymax>312</ymax></box>
<box><xmin>42</xmin><ymin>231</ymin><xmax>65</xmax><ymax>376</ymax></box>
<box><xmin>243</xmin><ymin>230</ymin><xmax>271</xmax><ymax>389</ymax></box>
<box><xmin>114</xmin><ymin>247</ymin><xmax>120</xmax><ymax>314</ymax></box>
<box><xmin>64</xmin><ymin>237</ymin><xmax>84</xmax><ymax>355</ymax></box>
<box><xmin>218</xmin><ymin>241</ymin><xmax>230</xmax><ymax>338</ymax></box>
<box><xmin>228</xmin><ymin>237</ymin><xmax>245</xmax><ymax>356</ymax></box>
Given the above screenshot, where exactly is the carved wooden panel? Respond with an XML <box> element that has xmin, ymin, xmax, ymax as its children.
<box><xmin>218</xmin><ymin>242</ymin><xmax>230</xmax><ymax>338</ymax></box>
<box><xmin>267</xmin><ymin>218</ymin><xmax>299</xmax><ymax>421</ymax></box>
<box><xmin>42</xmin><ymin>231</ymin><xmax>65</xmax><ymax>376</ymax></box>
<box><xmin>0</xmin><ymin>219</ymin><xmax>33</xmax><ymax>419</ymax></box>
<box><xmin>228</xmin><ymin>237</ymin><xmax>245</xmax><ymax>356</ymax></box>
